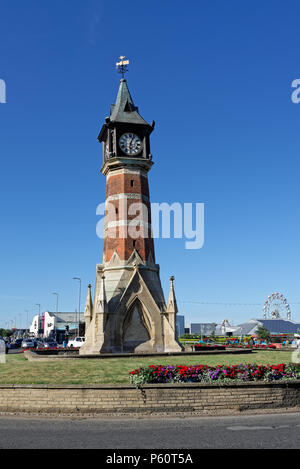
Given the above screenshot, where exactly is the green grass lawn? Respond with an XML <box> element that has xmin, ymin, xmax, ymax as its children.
<box><xmin>0</xmin><ymin>350</ymin><xmax>296</xmax><ymax>385</ymax></box>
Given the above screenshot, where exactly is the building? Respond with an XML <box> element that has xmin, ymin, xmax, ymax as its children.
<box><xmin>213</xmin><ymin>319</ymin><xmax>259</xmax><ymax>336</ymax></box>
<box><xmin>190</xmin><ymin>323</ymin><xmax>217</xmax><ymax>335</ymax></box>
<box><xmin>80</xmin><ymin>63</ymin><xmax>182</xmax><ymax>354</ymax></box>
<box><xmin>43</xmin><ymin>311</ymin><xmax>84</xmax><ymax>338</ymax></box>
<box><xmin>257</xmin><ymin>318</ymin><xmax>300</xmax><ymax>335</ymax></box>
<box><xmin>176</xmin><ymin>315</ymin><xmax>185</xmax><ymax>337</ymax></box>
<box><xmin>215</xmin><ymin>318</ymin><xmax>300</xmax><ymax>337</ymax></box>
<box><xmin>29</xmin><ymin>312</ymin><xmax>84</xmax><ymax>340</ymax></box>
<box><xmin>181</xmin><ymin>317</ymin><xmax>300</xmax><ymax>338</ymax></box>
<box><xmin>29</xmin><ymin>314</ymin><xmax>42</xmax><ymax>336</ymax></box>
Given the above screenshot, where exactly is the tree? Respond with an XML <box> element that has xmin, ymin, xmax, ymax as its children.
<box><xmin>256</xmin><ymin>325</ymin><xmax>271</xmax><ymax>343</ymax></box>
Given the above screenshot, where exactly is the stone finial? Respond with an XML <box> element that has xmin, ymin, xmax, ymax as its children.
<box><xmin>96</xmin><ymin>274</ymin><xmax>108</xmax><ymax>314</ymax></box>
<box><xmin>84</xmin><ymin>283</ymin><xmax>93</xmax><ymax>320</ymax></box>
<box><xmin>167</xmin><ymin>275</ymin><xmax>178</xmax><ymax>314</ymax></box>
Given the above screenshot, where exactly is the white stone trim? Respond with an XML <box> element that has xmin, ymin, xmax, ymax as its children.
<box><xmin>106</xmin><ymin>193</ymin><xmax>149</xmax><ymax>203</ymax></box>
<box><xmin>106</xmin><ymin>168</ymin><xmax>148</xmax><ymax>180</ymax></box>
<box><xmin>104</xmin><ymin>220</ymin><xmax>151</xmax><ymax>229</ymax></box>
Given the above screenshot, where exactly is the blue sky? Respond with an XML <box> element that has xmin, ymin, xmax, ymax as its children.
<box><xmin>0</xmin><ymin>0</ymin><xmax>300</xmax><ymax>329</ymax></box>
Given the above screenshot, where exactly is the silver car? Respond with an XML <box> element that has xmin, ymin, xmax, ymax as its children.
<box><xmin>21</xmin><ymin>340</ymin><xmax>35</xmax><ymax>348</ymax></box>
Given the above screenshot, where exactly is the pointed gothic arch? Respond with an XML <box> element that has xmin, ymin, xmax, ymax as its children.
<box><xmin>121</xmin><ymin>297</ymin><xmax>153</xmax><ymax>352</ymax></box>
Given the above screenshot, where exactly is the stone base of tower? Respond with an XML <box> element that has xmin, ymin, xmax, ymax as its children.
<box><xmin>80</xmin><ymin>250</ymin><xmax>183</xmax><ymax>355</ymax></box>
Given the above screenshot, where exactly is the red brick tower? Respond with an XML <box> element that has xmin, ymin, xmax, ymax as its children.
<box><xmin>80</xmin><ymin>68</ymin><xmax>182</xmax><ymax>354</ymax></box>
<box><xmin>100</xmin><ymin>78</ymin><xmax>155</xmax><ymax>264</ymax></box>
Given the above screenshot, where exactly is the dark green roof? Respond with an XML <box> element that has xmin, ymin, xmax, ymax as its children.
<box><xmin>110</xmin><ymin>79</ymin><xmax>150</xmax><ymax>126</ymax></box>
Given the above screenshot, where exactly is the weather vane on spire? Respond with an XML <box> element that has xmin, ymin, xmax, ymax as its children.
<box><xmin>116</xmin><ymin>56</ymin><xmax>129</xmax><ymax>78</ymax></box>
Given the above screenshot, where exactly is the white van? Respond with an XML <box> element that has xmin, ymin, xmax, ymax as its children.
<box><xmin>67</xmin><ymin>337</ymin><xmax>85</xmax><ymax>348</ymax></box>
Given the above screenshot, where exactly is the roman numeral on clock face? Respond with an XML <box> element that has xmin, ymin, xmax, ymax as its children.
<box><xmin>119</xmin><ymin>133</ymin><xmax>142</xmax><ymax>155</ymax></box>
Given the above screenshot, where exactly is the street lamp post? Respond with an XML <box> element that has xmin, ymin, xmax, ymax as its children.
<box><xmin>72</xmin><ymin>277</ymin><xmax>81</xmax><ymax>336</ymax></box>
<box><xmin>35</xmin><ymin>304</ymin><xmax>41</xmax><ymax>337</ymax></box>
<box><xmin>53</xmin><ymin>293</ymin><xmax>59</xmax><ymax>314</ymax></box>
<box><xmin>25</xmin><ymin>310</ymin><xmax>29</xmax><ymax>332</ymax></box>
<box><xmin>52</xmin><ymin>293</ymin><xmax>59</xmax><ymax>341</ymax></box>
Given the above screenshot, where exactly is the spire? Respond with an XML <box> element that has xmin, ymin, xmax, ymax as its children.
<box><xmin>167</xmin><ymin>276</ymin><xmax>178</xmax><ymax>314</ymax></box>
<box><xmin>165</xmin><ymin>276</ymin><xmax>182</xmax><ymax>347</ymax></box>
<box><xmin>96</xmin><ymin>275</ymin><xmax>108</xmax><ymax>314</ymax></box>
<box><xmin>95</xmin><ymin>275</ymin><xmax>108</xmax><ymax>338</ymax></box>
<box><xmin>84</xmin><ymin>284</ymin><xmax>93</xmax><ymax>326</ymax></box>
<box><xmin>110</xmin><ymin>79</ymin><xmax>150</xmax><ymax>126</ymax></box>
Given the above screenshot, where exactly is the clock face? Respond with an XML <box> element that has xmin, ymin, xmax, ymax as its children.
<box><xmin>119</xmin><ymin>133</ymin><xmax>142</xmax><ymax>155</ymax></box>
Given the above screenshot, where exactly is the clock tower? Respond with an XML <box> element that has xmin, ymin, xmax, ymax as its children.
<box><xmin>98</xmin><ymin>77</ymin><xmax>156</xmax><ymax>267</ymax></box>
<box><xmin>80</xmin><ymin>58</ymin><xmax>182</xmax><ymax>354</ymax></box>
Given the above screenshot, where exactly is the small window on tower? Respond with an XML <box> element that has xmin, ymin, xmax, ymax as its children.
<box><xmin>133</xmin><ymin>240</ymin><xmax>136</xmax><ymax>248</ymax></box>
<box><xmin>131</xmin><ymin>180</ymin><xmax>134</xmax><ymax>187</ymax></box>
<box><xmin>116</xmin><ymin>207</ymin><xmax>119</xmax><ymax>215</ymax></box>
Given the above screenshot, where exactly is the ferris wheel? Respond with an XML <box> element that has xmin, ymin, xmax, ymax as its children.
<box><xmin>263</xmin><ymin>292</ymin><xmax>291</xmax><ymax>320</ymax></box>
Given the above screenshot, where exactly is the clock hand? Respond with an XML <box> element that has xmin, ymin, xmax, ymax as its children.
<box><xmin>128</xmin><ymin>137</ymin><xmax>134</xmax><ymax>149</ymax></box>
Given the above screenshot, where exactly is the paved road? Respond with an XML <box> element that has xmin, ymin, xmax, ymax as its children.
<box><xmin>0</xmin><ymin>411</ymin><xmax>300</xmax><ymax>449</ymax></box>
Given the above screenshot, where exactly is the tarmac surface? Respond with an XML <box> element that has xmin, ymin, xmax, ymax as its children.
<box><xmin>0</xmin><ymin>408</ymin><xmax>300</xmax><ymax>449</ymax></box>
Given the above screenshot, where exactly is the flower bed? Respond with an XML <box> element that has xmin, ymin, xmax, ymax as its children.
<box><xmin>129</xmin><ymin>363</ymin><xmax>300</xmax><ymax>387</ymax></box>
<box><xmin>225</xmin><ymin>344</ymin><xmax>278</xmax><ymax>349</ymax></box>
<box><xmin>192</xmin><ymin>343</ymin><xmax>279</xmax><ymax>351</ymax></box>
<box><xmin>193</xmin><ymin>344</ymin><xmax>226</xmax><ymax>351</ymax></box>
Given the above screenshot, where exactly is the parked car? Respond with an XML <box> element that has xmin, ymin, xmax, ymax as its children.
<box><xmin>14</xmin><ymin>338</ymin><xmax>23</xmax><ymax>348</ymax></box>
<box><xmin>7</xmin><ymin>342</ymin><xmax>18</xmax><ymax>350</ymax></box>
<box><xmin>21</xmin><ymin>339</ymin><xmax>35</xmax><ymax>348</ymax></box>
<box><xmin>7</xmin><ymin>338</ymin><xmax>23</xmax><ymax>349</ymax></box>
<box><xmin>67</xmin><ymin>337</ymin><xmax>85</xmax><ymax>348</ymax></box>
<box><xmin>35</xmin><ymin>340</ymin><xmax>46</xmax><ymax>348</ymax></box>
<box><xmin>43</xmin><ymin>340</ymin><xmax>58</xmax><ymax>348</ymax></box>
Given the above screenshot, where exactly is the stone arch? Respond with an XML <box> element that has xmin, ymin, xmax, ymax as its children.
<box><xmin>122</xmin><ymin>298</ymin><xmax>153</xmax><ymax>352</ymax></box>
